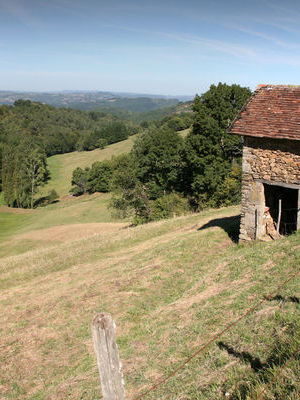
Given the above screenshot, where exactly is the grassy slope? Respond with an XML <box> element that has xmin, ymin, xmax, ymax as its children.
<box><xmin>43</xmin><ymin>130</ymin><xmax>188</xmax><ymax>197</ymax></box>
<box><xmin>0</xmin><ymin>192</ymin><xmax>124</xmax><ymax>258</ymax></box>
<box><xmin>0</xmin><ymin>133</ymin><xmax>299</xmax><ymax>399</ymax></box>
<box><xmin>0</xmin><ymin>130</ymin><xmax>190</xmax><ymax>257</ymax></box>
<box><xmin>0</xmin><ymin>136</ymin><xmax>136</xmax><ymax>256</ymax></box>
<box><xmin>43</xmin><ymin>134</ymin><xmax>136</xmax><ymax>197</ymax></box>
<box><xmin>0</xmin><ymin>206</ymin><xmax>299</xmax><ymax>400</ymax></box>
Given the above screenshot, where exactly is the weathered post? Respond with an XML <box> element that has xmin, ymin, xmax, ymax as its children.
<box><xmin>276</xmin><ymin>199</ymin><xmax>282</xmax><ymax>236</ymax></box>
<box><xmin>92</xmin><ymin>313</ymin><xmax>126</xmax><ymax>400</ymax></box>
<box><xmin>254</xmin><ymin>208</ymin><xmax>258</xmax><ymax>240</ymax></box>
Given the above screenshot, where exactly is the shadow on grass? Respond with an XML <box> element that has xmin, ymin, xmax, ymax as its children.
<box><xmin>217</xmin><ymin>341</ymin><xmax>264</xmax><ymax>372</ymax></box>
<box><xmin>266</xmin><ymin>294</ymin><xmax>300</xmax><ymax>304</ymax></box>
<box><xmin>219</xmin><ymin>319</ymin><xmax>300</xmax><ymax>399</ymax></box>
<box><xmin>34</xmin><ymin>197</ymin><xmax>59</xmax><ymax>208</ymax></box>
<box><xmin>198</xmin><ymin>214</ymin><xmax>241</xmax><ymax>243</ymax></box>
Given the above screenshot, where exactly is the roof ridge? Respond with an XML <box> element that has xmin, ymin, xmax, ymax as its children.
<box><xmin>256</xmin><ymin>84</ymin><xmax>300</xmax><ymax>90</ymax></box>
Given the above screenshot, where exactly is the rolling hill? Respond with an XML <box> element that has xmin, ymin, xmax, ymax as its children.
<box><xmin>0</xmin><ymin>204</ymin><xmax>299</xmax><ymax>399</ymax></box>
<box><xmin>0</xmin><ymin>130</ymin><xmax>299</xmax><ymax>400</ymax></box>
<box><xmin>0</xmin><ymin>90</ymin><xmax>184</xmax><ymax>112</ymax></box>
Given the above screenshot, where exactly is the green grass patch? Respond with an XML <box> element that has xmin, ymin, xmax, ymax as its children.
<box><xmin>42</xmin><ymin>135</ymin><xmax>136</xmax><ymax>197</ymax></box>
<box><xmin>0</xmin><ymin>212</ymin><xmax>32</xmax><ymax>241</ymax></box>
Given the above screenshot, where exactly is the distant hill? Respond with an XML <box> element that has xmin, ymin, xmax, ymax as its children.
<box><xmin>132</xmin><ymin>100</ymin><xmax>193</xmax><ymax>123</ymax></box>
<box><xmin>0</xmin><ymin>90</ymin><xmax>192</xmax><ymax>113</ymax></box>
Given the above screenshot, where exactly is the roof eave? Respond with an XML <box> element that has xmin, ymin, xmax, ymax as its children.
<box><xmin>231</xmin><ymin>131</ymin><xmax>300</xmax><ymax>141</ymax></box>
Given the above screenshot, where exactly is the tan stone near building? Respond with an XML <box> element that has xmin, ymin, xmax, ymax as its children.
<box><xmin>229</xmin><ymin>85</ymin><xmax>300</xmax><ymax>241</ymax></box>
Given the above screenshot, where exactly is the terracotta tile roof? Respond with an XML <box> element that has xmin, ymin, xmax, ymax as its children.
<box><xmin>229</xmin><ymin>85</ymin><xmax>300</xmax><ymax>141</ymax></box>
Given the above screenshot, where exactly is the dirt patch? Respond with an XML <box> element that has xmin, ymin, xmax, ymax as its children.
<box><xmin>262</xmin><ymin>260</ymin><xmax>275</xmax><ymax>270</ymax></box>
<box><xmin>166</xmin><ymin>282</ymin><xmax>225</xmax><ymax>312</ymax></box>
<box><xmin>14</xmin><ymin>222</ymin><xmax>129</xmax><ymax>242</ymax></box>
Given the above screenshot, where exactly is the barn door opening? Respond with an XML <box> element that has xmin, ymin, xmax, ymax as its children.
<box><xmin>263</xmin><ymin>183</ymin><xmax>299</xmax><ymax>235</ymax></box>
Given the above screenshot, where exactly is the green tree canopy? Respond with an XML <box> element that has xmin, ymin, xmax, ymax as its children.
<box><xmin>183</xmin><ymin>83</ymin><xmax>251</xmax><ymax>208</ymax></box>
<box><xmin>131</xmin><ymin>127</ymin><xmax>184</xmax><ymax>199</ymax></box>
<box><xmin>2</xmin><ymin>138</ymin><xmax>49</xmax><ymax>208</ymax></box>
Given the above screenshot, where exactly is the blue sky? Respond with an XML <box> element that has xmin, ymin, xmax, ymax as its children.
<box><xmin>0</xmin><ymin>0</ymin><xmax>300</xmax><ymax>95</ymax></box>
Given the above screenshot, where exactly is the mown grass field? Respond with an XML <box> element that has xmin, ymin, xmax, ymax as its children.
<box><xmin>0</xmin><ymin>204</ymin><xmax>299</xmax><ymax>400</ymax></box>
<box><xmin>42</xmin><ymin>134</ymin><xmax>137</xmax><ymax>197</ymax></box>
<box><xmin>0</xmin><ymin>136</ymin><xmax>137</xmax><ymax>256</ymax></box>
<box><xmin>0</xmin><ymin>192</ymin><xmax>126</xmax><ymax>258</ymax></box>
<box><xmin>1</xmin><ymin>134</ymin><xmax>299</xmax><ymax>399</ymax></box>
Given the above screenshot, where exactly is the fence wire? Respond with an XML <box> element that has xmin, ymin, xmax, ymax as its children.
<box><xmin>256</xmin><ymin>348</ymin><xmax>300</xmax><ymax>400</ymax></box>
<box><xmin>134</xmin><ymin>267</ymin><xmax>300</xmax><ymax>400</ymax></box>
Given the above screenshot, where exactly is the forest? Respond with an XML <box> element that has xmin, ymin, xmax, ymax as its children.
<box><xmin>0</xmin><ymin>100</ymin><xmax>138</xmax><ymax>207</ymax></box>
<box><xmin>0</xmin><ymin>83</ymin><xmax>251</xmax><ymax>216</ymax></box>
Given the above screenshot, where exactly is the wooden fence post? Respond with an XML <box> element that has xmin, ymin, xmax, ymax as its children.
<box><xmin>92</xmin><ymin>313</ymin><xmax>126</xmax><ymax>400</ymax></box>
<box><xmin>276</xmin><ymin>199</ymin><xmax>282</xmax><ymax>237</ymax></box>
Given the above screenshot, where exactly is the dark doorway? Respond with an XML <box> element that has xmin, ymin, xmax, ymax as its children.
<box><xmin>264</xmin><ymin>183</ymin><xmax>299</xmax><ymax>235</ymax></box>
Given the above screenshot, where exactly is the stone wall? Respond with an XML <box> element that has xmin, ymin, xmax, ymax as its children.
<box><xmin>239</xmin><ymin>136</ymin><xmax>300</xmax><ymax>241</ymax></box>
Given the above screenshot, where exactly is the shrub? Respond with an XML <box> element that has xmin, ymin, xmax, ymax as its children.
<box><xmin>152</xmin><ymin>192</ymin><xmax>190</xmax><ymax>220</ymax></box>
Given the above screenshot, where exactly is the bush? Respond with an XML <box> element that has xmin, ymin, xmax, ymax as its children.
<box><xmin>48</xmin><ymin>189</ymin><xmax>59</xmax><ymax>203</ymax></box>
<box><xmin>97</xmin><ymin>138</ymin><xmax>108</xmax><ymax>149</ymax></box>
<box><xmin>152</xmin><ymin>192</ymin><xmax>190</xmax><ymax>220</ymax></box>
<box><xmin>34</xmin><ymin>189</ymin><xmax>59</xmax><ymax>207</ymax></box>
<box><xmin>70</xmin><ymin>167</ymin><xmax>89</xmax><ymax>195</ymax></box>
<box><xmin>87</xmin><ymin>160</ymin><xmax>112</xmax><ymax>193</ymax></box>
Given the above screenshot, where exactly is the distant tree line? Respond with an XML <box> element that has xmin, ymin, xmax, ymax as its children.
<box><xmin>71</xmin><ymin>83</ymin><xmax>251</xmax><ymax>223</ymax></box>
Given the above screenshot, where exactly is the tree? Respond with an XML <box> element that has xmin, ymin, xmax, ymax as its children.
<box><xmin>0</xmin><ymin>144</ymin><xmax>2</xmax><ymax>192</ymax></box>
<box><xmin>131</xmin><ymin>127</ymin><xmax>184</xmax><ymax>199</ymax></box>
<box><xmin>70</xmin><ymin>167</ymin><xmax>89</xmax><ymax>196</ymax></box>
<box><xmin>87</xmin><ymin>160</ymin><xmax>112</xmax><ymax>193</ymax></box>
<box><xmin>20</xmin><ymin>142</ymin><xmax>50</xmax><ymax>208</ymax></box>
<box><xmin>2</xmin><ymin>139</ymin><xmax>49</xmax><ymax>208</ymax></box>
<box><xmin>183</xmin><ymin>83</ymin><xmax>251</xmax><ymax>208</ymax></box>
<box><xmin>199</xmin><ymin>82</ymin><xmax>251</xmax><ymax>161</ymax></box>
<box><xmin>2</xmin><ymin>144</ymin><xmax>17</xmax><ymax>206</ymax></box>
<box><xmin>109</xmin><ymin>129</ymin><xmax>187</xmax><ymax>224</ymax></box>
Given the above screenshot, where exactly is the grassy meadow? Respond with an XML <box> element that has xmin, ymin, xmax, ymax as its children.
<box><xmin>0</xmin><ymin>135</ymin><xmax>299</xmax><ymax>399</ymax></box>
<box><xmin>0</xmin><ymin>135</ymin><xmax>136</xmax><ymax>257</ymax></box>
<box><xmin>0</xmin><ymin>203</ymin><xmax>299</xmax><ymax>399</ymax></box>
<box><xmin>43</xmin><ymin>134</ymin><xmax>137</xmax><ymax>197</ymax></box>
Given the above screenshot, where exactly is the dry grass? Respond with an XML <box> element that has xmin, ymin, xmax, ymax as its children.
<box><xmin>0</xmin><ymin>205</ymin><xmax>299</xmax><ymax>400</ymax></box>
<box><xmin>13</xmin><ymin>222</ymin><xmax>128</xmax><ymax>243</ymax></box>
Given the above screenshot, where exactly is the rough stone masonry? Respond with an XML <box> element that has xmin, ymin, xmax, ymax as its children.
<box><xmin>228</xmin><ymin>85</ymin><xmax>300</xmax><ymax>242</ymax></box>
<box><xmin>239</xmin><ymin>136</ymin><xmax>300</xmax><ymax>241</ymax></box>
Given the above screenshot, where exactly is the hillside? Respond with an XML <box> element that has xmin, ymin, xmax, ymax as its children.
<box><xmin>0</xmin><ymin>205</ymin><xmax>299</xmax><ymax>399</ymax></box>
<box><xmin>42</xmin><ymin>127</ymin><xmax>190</xmax><ymax>197</ymax></box>
<box><xmin>43</xmin><ymin>134</ymin><xmax>137</xmax><ymax>197</ymax></box>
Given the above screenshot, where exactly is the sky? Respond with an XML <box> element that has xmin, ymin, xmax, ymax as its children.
<box><xmin>0</xmin><ymin>0</ymin><xmax>300</xmax><ymax>96</ymax></box>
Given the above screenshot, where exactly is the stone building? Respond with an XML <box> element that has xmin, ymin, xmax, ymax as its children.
<box><xmin>229</xmin><ymin>85</ymin><xmax>300</xmax><ymax>241</ymax></box>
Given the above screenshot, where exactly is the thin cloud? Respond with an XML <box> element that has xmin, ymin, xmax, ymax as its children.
<box><xmin>103</xmin><ymin>23</ymin><xmax>300</xmax><ymax>67</ymax></box>
<box><xmin>265</xmin><ymin>0</ymin><xmax>300</xmax><ymax>18</ymax></box>
<box><xmin>103</xmin><ymin>24</ymin><xmax>258</xmax><ymax>59</ymax></box>
<box><xmin>226</xmin><ymin>25</ymin><xmax>300</xmax><ymax>51</ymax></box>
<box><xmin>0</xmin><ymin>0</ymin><xmax>40</xmax><ymax>28</ymax></box>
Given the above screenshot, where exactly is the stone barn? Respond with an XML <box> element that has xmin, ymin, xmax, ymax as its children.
<box><xmin>229</xmin><ymin>85</ymin><xmax>300</xmax><ymax>241</ymax></box>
